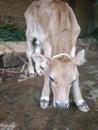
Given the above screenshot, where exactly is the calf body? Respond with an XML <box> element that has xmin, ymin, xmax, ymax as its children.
<box><xmin>24</xmin><ymin>0</ymin><xmax>89</xmax><ymax>112</ymax></box>
<box><xmin>24</xmin><ymin>0</ymin><xmax>80</xmax><ymax>76</ymax></box>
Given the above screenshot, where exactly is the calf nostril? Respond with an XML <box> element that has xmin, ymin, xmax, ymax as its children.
<box><xmin>55</xmin><ymin>103</ymin><xmax>59</xmax><ymax>109</ymax></box>
<box><xmin>55</xmin><ymin>102</ymin><xmax>69</xmax><ymax>110</ymax></box>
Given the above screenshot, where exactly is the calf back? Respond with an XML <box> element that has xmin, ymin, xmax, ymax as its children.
<box><xmin>24</xmin><ymin>0</ymin><xmax>80</xmax><ymax>56</ymax></box>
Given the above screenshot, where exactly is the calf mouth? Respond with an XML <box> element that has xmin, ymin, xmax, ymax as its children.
<box><xmin>54</xmin><ymin>102</ymin><xmax>69</xmax><ymax>110</ymax></box>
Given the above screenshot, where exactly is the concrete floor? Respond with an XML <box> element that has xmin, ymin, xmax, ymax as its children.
<box><xmin>0</xmin><ymin>51</ymin><xmax>98</xmax><ymax>130</ymax></box>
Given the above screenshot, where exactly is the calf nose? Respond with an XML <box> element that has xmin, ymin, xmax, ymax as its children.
<box><xmin>55</xmin><ymin>102</ymin><xmax>69</xmax><ymax>110</ymax></box>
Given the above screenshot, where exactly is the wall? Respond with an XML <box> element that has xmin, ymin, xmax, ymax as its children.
<box><xmin>93</xmin><ymin>0</ymin><xmax>98</xmax><ymax>30</ymax></box>
<box><xmin>0</xmin><ymin>0</ymin><xmax>33</xmax><ymax>27</ymax></box>
<box><xmin>74</xmin><ymin>0</ymin><xmax>91</xmax><ymax>35</ymax></box>
<box><xmin>0</xmin><ymin>0</ymin><xmax>93</xmax><ymax>35</ymax></box>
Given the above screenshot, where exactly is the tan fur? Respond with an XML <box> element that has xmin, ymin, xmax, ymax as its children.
<box><xmin>25</xmin><ymin>0</ymin><xmax>89</xmax><ymax>112</ymax></box>
<box><xmin>24</xmin><ymin>0</ymin><xmax>80</xmax><ymax>75</ymax></box>
<box><xmin>32</xmin><ymin>50</ymin><xmax>90</xmax><ymax>112</ymax></box>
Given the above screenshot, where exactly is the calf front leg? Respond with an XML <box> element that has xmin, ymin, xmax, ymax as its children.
<box><xmin>72</xmin><ymin>78</ymin><xmax>90</xmax><ymax>112</ymax></box>
<box><xmin>40</xmin><ymin>74</ymin><xmax>50</xmax><ymax>109</ymax></box>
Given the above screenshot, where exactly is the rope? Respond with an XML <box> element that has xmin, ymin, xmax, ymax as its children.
<box><xmin>0</xmin><ymin>42</ymin><xmax>28</xmax><ymax>63</ymax></box>
<box><xmin>0</xmin><ymin>43</ymin><xmax>29</xmax><ymax>74</ymax></box>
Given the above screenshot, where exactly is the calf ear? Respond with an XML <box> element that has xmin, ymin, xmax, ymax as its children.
<box><xmin>32</xmin><ymin>53</ymin><xmax>50</xmax><ymax>69</ymax></box>
<box><xmin>72</xmin><ymin>49</ymin><xmax>86</xmax><ymax>65</ymax></box>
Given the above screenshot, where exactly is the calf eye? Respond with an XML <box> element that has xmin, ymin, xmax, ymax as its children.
<box><xmin>49</xmin><ymin>76</ymin><xmax>55</xmax><ymax>83</ymax></box>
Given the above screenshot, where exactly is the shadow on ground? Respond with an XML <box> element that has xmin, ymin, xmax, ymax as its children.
<box><xmin>0</xmin><ymin>51</ymin><xmax>98</xmax><ymax>130</ymax></box>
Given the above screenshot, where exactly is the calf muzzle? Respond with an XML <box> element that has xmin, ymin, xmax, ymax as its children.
<box><xmin>55</xmin><ymin>102</ymin><xmax>69</xmax><ymax>110</ymax></box>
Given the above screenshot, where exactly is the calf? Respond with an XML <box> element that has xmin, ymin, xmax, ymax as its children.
<box><xmin>24</xmin><ymin>0</ymin><xmax>90</xmax><ymax>112</ymax></box>
<box><xmin>32</xmin><ymin>50</ymin><xmax>90</xmax><ymax>112</ymax></box>
<box><xmin>24</xmin><ymin>0</ymin><xmax>80</xmax><ymax>76</ymax></box>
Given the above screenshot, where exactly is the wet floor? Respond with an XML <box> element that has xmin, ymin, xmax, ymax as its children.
<box><xmin>0</xmin><ymin>51</ymin><xmax>98</xmax><ymax>130</ymax></box>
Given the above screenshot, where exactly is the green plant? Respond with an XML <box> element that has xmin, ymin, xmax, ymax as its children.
<box><xmin>0</xmin><ymin>16</ymin><xmax>26</xmax><ymax>42</ymax></box>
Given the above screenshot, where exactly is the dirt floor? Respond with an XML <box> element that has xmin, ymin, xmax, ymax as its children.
<box><xmin>0</xmin><ymin>51</ymin><xmax>98</xmax><ymax>130</ymax></box>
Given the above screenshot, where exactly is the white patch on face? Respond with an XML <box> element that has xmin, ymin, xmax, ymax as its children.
<box><xmin>53</xmin><ymin>53</ymin><xmax>71</xmax><ymax>59</ymax></box>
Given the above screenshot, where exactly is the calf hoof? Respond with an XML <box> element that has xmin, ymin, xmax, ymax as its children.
<box><xmin>28</xmin><ymin>72</ymin><xmax>37</xmax><ymax>78</ymax></box>
<box><xmin>40</xmin><ymin>99</ymin><xmax>49</xmax><ymax>109</ymax></box>
<box><xmin>77</xmin><ymin>101</ymin><xmax>90</xmax><ymax>112</ymax></box>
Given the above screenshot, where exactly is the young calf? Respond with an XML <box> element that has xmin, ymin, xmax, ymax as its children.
<box><xmin>32</xmin><ymin>50</ymin><xmax>90</xmax><ymax>112</ymax></box>
<box><xmin>24</xmin><ymin>0</ymin><xmax>89</xmax><ymax>112</ymax></box>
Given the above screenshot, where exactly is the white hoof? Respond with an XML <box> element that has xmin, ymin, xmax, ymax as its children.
<box><xmin>40</xmin><ymin>99</ymin><xmax>49</xmax><ymax>109</ymax></box>
<box><xmin>77</xmin><ymin>101</ymin><xmax>90</xmax><ymax>112</ymax></box>
<box><xmin>40</xmin><ymin>97</ymin><xmax>49</xmax><ymax>109</ymax></box>
<box><xmin>28</xmin><ymin>72</ymin><xmax>37</xmax><ymax>78</ymax></box>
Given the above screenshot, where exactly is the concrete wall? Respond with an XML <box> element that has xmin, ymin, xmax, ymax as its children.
<box><xmin>74</xmin><ymin>0</ymin><xmax>91</xmax><ymax>35</ymax></box>
<box><xmin>93</xmin><ymin>0</ymin><xmax>98</xmax><ymax>30</ymax></box>
<box><xmin>0</xmin><ymin>0</ymin><xmax>33</xmax><ymax>27</ymax></box>
<box><xmin>0</xmin><ymin>0</ymin><xmax>94</xmax><ymax>35</ymax></box>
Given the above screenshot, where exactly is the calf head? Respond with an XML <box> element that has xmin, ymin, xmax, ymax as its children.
<box><xmin>32</xmin><ymin>50</ymin><xmax>88</xmax><ymax>111</ymax></box>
